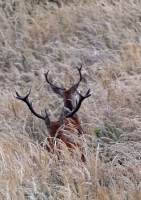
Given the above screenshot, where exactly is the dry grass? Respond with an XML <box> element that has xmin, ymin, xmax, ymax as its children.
<box><xmin>1</xmin><ymin>0</ymin><xmax>141</xmax><ymax>199</ymax></box>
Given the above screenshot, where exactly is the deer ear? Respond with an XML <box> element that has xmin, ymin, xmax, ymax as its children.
<box><xmin>50</xmin><ymin>85</ymin><xmax>64</xmax><ymax>97</ymax></box>
<box><xmin>44</xmin><ymin>71</ymin><xmax>65</xmax><ymax>97</ymax></box>
<box><xmin>70</xmin><ymin>84</ymin><xmax>78</xmax><ymax>94</ymax></box>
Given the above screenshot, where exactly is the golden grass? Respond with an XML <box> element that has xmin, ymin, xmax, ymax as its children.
<box><xmin>1</xmin><ymin>0</ymin><xmax>141</xmax><ymax>199</ymax></box>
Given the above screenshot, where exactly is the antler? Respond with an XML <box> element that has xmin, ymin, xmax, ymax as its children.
<box><xmin>70</xmin><ymin>65</ymin><xmax>83</xmax><ymax>91</ymax></box>
<box><xmin>44</xmin><ymin>71</ymin><xmax>65</xmax><ymax>91</ymax></box>
<box><xmin>14</xmin><ymin>87</ymin><xmax>49</xmax><ymax>121</ymax></box>
<box><xmin>64</xmin><ymin>89</ymin><xmax>93</xmax><ymax>118</ymax></box>
<box><xmin>44</xmin><ymin>66</ymin><xmax>83</xmax><ymax>92</ymax></box>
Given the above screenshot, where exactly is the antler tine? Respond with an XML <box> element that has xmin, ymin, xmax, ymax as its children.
<box><xmin>14</xmin><ymin>86</ymin><xmax>31</xmax><ymax>101</ymax></box>
<box><xmin>44</xmin><ymin>71</ymin><xmax>65</xmax><ymax>90</ymax></box>
<box><xmin>64</xmin><ymin>89</ymin><xmax>93</xmax><ymax>118</ymax></box>
<box><xmin>14</xmin><ymin>87</ymin><xmax>48</xmax><ymax>120</ymax></box>
<box><xmin>71</xmin><ymin>65</ymin><xmax>83</xmax><ymax>90</ymax></box>
<box><xmin>76</xmin><ymin>65</ymin><xmax>83</xmax><ymax>85</ymax></box>
<box><xmin>77</xmin><ymin>65</ymin><xmax>83</xmax><ymax>79</ymax></box>
<box><xmin>77</xmin><ymin>88</ymin><xmax>93</xmax><ymax>98</ymax></box>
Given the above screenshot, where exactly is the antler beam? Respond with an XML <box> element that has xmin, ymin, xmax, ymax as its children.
<box><xmin>44</xmin><ymin>71</ymin><xmax>65</xmax><ymax>91</ymax></box>
<box><xmin>14</xmin><ymin>87</ymin><xmax>48</xmax><ymax>120</ymax></box>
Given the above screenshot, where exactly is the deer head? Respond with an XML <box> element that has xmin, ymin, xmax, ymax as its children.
<box><xmin>44</xmin><ymin>66</ymin><xmax>83</xmax><ymax>112</ymax></box>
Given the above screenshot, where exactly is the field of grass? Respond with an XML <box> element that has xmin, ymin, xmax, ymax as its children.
<box><xmin>1</xmin><ymin>0</ymin><xmax>141</xmax><ymax>199</ymax></box>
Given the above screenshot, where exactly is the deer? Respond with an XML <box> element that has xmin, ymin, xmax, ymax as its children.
<box><xmin>44</xmin><ymin>66</ymin><xmax>86</xmax><ymax>159</ymax></box>
<box><xmin>44</xmin><ymin>66</ymin><xmax>83</xmax><ymax>133</ymax></box>
<box><xmin>14</xmin><ymin>67</ymin><xmax>92</xmax><ymax>161</ymax></box>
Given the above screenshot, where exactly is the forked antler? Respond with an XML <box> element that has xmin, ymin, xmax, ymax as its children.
<box><xmin>71</xmin><ymin>65</ymin><xmax>83</xmax><ymax>91</ymax></box>
<box><xmin>14</xmin><ymin>87</ymin><xmax>50</xmax><ymax>128</ymax></box>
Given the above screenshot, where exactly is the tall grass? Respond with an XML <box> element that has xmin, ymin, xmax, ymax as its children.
<box><xmin>1</xmin><ymin>0</ymin><xmax>141</xmax><ymax>199</ymax></box>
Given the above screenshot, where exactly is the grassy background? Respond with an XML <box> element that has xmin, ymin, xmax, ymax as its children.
<box><xmin>1</xmin><ymin>0</ymin><xmax>141</xmax><ymax>199</ymax></box>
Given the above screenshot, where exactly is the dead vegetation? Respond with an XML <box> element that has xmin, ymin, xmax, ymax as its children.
<box><xmin>1</xmin><ymin>0</ymin><xmax>141</xmax><ymax>199</ymax></box>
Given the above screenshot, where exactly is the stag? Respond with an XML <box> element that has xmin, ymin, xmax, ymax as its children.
<box><xmin>14</xmin><ymin>67</ymin><xmax>92</xmax><ymax>161</ymax></box>
<box><xmin>44</xmin><ymin>66</ymin><xmax>83</xmax><ymax>133</ymax></box>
